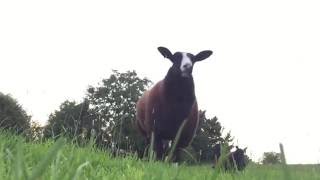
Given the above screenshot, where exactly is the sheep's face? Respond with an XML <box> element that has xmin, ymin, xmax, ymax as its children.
<box><xmin>158</xmin><ymin>47</ymin><xmax>212</xmax><ymax>78</ymax></box>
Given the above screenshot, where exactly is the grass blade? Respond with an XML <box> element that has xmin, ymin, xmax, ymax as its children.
<box><xmin>148</xmin><ymin>132</ymin><xmax>155</xmax><ymax>162</ymax></box>
<box><xmin>14</xmin><ymin>140</ymin><xmax>29</xmax><ymax>180</ymax></box>
<box><xmin>72</xmin><ymin>161</ymin><xmax>89</xmax><ymax>180</ymax></box>
<box><xmin>29</xmin><ymin>138</ymin><xmax>65</xmax><ymax>180</ymax></box>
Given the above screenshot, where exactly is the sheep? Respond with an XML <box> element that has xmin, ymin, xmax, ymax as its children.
<box><xmin>212</xmin><ymin>144</ymin><xmax>248</xmax><ymax>171</ymax></box>
<box><xmin>136</xmin><ymin>46</ymin><xmax>212</xmax><ymax>160</ymax></box>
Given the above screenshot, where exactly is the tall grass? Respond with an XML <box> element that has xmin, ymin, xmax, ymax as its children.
<box><xmin>0</xmin><ymin>131</ymin><xmax>319</xmax><ymax>180</ymax></box>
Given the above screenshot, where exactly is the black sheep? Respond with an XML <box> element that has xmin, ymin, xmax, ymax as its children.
<box><xmin>136</xmin><ymin>46</ymin><xmax>212</xmax><ymax>160</ymax></box>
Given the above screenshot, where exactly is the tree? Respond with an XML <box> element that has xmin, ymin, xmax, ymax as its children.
<box><xmin>261</xmin><ymin>152</ymin><xmax>281</xmax><ymax>164</ymax></box>
<box><xmin>0</xmin><ymin>92</ymin><xmax>30</xmax><ymax>134</ymax></box>
<box><xmin>191</xmin><ymin>110</ymin><xmax>234</xmax><ymax>162</ymax></box>
<box><xmin>43</xmin><ymin>99</ymin><xmax>90</xmax><ymax>142</ymax></box>
<box><xmin>86</xmin><ymin>70</ymin><xmax>152</xmax><ymax>152</ymax></box>
<box><xmin>26</xmin><ymin>121</ymin><xmax>44</xmax><ymax>141</ymax></box>
<box><xmin>43</xmin><ymin>70</ymin><xmax>151</xmax><ymax>153</ymax></box>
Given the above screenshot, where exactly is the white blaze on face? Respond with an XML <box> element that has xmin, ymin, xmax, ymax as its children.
<box><xmin>180</xmin><ymin>52</ymin><xmax>192</xmax><ymax>72</ymax></box>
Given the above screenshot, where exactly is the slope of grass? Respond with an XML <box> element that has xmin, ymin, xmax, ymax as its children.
<box><xmin>0</xmin><ymin>131</ymin><xmax>319</xmax><ymax>180</ymax></box>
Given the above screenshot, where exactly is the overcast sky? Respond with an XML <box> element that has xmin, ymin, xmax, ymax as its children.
<box><xmin>1</xmin><ymin>0</ymin><xmax>320</xmax><ymax>164</ymax></box>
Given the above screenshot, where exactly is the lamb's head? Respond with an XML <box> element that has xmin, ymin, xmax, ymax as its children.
<box><xmin>158</xmin><ymin>46</ymin><xmax>212</xmax><ymax>78</ymax></box>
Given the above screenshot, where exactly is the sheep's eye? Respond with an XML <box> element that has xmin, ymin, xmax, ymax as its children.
<box><xmin>171</xmin><ymin>53</ymin><xmax>181</xmax><ymax>64</ymax></box>
<box><xmin>187</xmin><ymin>54</ymin><xmax>194</xmax><ymax>63</ymax></box>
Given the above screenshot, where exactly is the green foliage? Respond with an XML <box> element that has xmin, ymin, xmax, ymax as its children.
<box><xmin>0</xmin><ymin>92</ymin><xmax>30</xmax><ymax>134</ymax></box>
<box><xmin>44</xmin><ymin>70</ymin><xmax>152</xmax><ymax>154</ymax></box>
<box><xmin>26</xmin><ymin>121</ymin><xmax>44</xmax><ymax>141</ymax></box>
<box><xmin>191</xmin><ymin>110</ymin><xmax>233</xmax><ymax>163</ymax></box>
<box><xmin>86</xmin><ymin>70</ymin><xmax>152</xmax><ymax>152</ymax></box>
<box><xmin>44</xmin><ymin>100</ymin><xmax>90</xmax><ymax>142</ymax></box>
<box><xmin>262</xmin><ymin>152</ymin><xmax>281</xmax><ymax>165</ymax></box>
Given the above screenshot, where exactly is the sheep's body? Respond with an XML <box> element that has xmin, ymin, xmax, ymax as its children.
<box><xmin>136</xmin><ymin>46</ymin><xmax>212</xmax><ymax>160</ymax></box>
<box><xmin>136</xmin><ymin>80</ymin><xmax>199</xmax><ymax>155</ymax></box>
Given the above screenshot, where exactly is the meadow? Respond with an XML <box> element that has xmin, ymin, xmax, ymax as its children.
<box><xmin>0</xmin><ymin>131</ymin><xmax>319</xmax><ymax>180</ymax></box>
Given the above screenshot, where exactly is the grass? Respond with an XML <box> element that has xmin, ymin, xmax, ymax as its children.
<box><xmin>0</xmin><ymin>131</ymin><xmax>319</xmax><ymax>180</ymax></box>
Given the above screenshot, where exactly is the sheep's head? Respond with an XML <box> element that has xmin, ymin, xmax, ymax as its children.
<box><xmin>233</xmin><ymin>146</ymin><xmax>248</xmax><ymax>170</ymax></box>
<box><xmin>158</xmin><ymin>46</ymin><xmax>212</xmax><ymax>78</ymax></box>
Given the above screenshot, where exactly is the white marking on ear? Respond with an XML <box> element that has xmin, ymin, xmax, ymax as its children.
<box><xmin>180</xmin><ymin>52</ymin><xmax>192</xmax><ymax>72</ymax></box>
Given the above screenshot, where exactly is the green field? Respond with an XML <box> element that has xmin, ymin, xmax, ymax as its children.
<box><xmin>0</xmin><ymin>132</ymin><xmax>319</xmax><ymax>180</ymax></box>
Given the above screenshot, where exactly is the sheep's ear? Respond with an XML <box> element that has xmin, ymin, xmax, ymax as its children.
<box><xmin>158</xmin><ymin>46</ymin><xmax>172</xmax><ymax>59</ymax></box>
<box><xmin>194</xmin><ymin>50</ymin><xmax>212</xmax><ymax>62</ymax></box>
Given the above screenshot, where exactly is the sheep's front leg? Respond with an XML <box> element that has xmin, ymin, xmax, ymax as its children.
<box><xmin>154</xmin><ymin>136</ymin><xmax>165</xmax><ymax>160</ymax></box>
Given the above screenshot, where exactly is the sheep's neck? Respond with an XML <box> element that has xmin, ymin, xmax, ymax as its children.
<box><xmin>164</xmin><ymin>72</ymin><xmax>195</xmax><ymax>103</ymax></box>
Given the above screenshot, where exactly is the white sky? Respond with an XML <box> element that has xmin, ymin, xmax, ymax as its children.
<box><xmin>1</xmin><ymin>0</ymin><xmax>320</xmax><ymax>164</ymax></box>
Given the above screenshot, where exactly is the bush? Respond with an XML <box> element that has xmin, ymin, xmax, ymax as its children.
<box><xmin>261</xmin><ymin>152</ymin><xmax>281</xmax><ymax>164</ymax></box>
<box><xmin>0</xmin><ymin>92</ymin><xmax>30</xmax><ymax>134</ymax></box>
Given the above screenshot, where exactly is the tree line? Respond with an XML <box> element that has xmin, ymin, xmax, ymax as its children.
<box><xmin>1</xmin><ymin>70</ymin><xmax>273</xmax><ymax>164</ymax></box>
